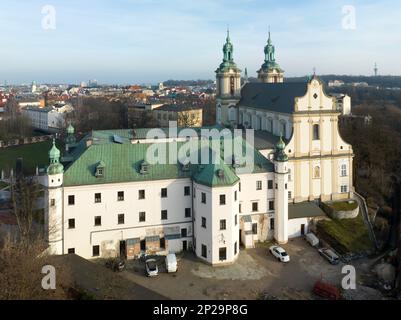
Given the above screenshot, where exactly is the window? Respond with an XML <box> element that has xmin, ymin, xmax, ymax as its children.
<box><xmin>220</xmin><ymin>219</ymin><xmax>226</xmax><ymax>230</ymax></box>
<box><xmin>256</xmin><ymin>181</ymin><xmax>262</xmax><ymax>190</ymax></box>
<box><xmin>288</xmin><ymin>169</ymin><xmax>292</xmax><ymax>181</ymax></box>
<box><xmin>50</xmin><ymin>199</ymin><xmax>55</xmax><ymax>207</ymax></box>
<box><xmin>235</xmin><ymin>214</ymin><xmax>238</xmax><ymax>226</ymax></box>
<box><xmin>252</xmin><ymin>202</ymin><xmax>258</xmax><ymax>212</ymax></box>
<box><xmin>161</xmin><ymin>188</ymin><xmax>167</xmax><ymax>198</ymax></box>
<box><xmin>94</xmin><ymin>193</ymin><xmax>101</xmax><ymax>203</ymax></box>
<box><xmin>139</xmin><ymin>212</ymin><xmax>146</xmax><ymax>222</ymax></box>
<box><xmin>341</xmin><ymin>164</ymin><xmax>347</xmax><ymax>177</ymax></box>
<box><xmin>117</xmin><ymin>191</ymin><xmax>124</xmax><ymax>201</ymax></box>
<box><xmin>185</xmin><ymin>208</ymin><xmax>191</xmax><ymax>218</ymax></box>
<box><xmin>68</xmin><ymin>248</ymin><xmax>75</xmax><ymax>254</ymax></box>
<box><xmin>138</xmin><ymin>190</ymin><xmax>145</xmax><ymax>199</ymax></box>
<box><xmin>239</xmin><ymin>183</ymin><xmax>241</xmax><ymax>192</ymax></box>
<box><xmin>201</xmin><ymin>244</ymin><xmax>207</xmax><ymax>258</ymax></box>
<box><xmin>275</xmin><ymin>183</ymin><xmax>278</xmax><ymax>189</ymax></box>
<box><xmin>219</xmin><ymin>247</ymin><xmax>227</xmax><ymax>261</ymax></box>
<box><xmin>234</xmin><ymin>191</ymin><xmax>237</xmax><ymax>201</ymax></box>
<box><xmin>160</xmin><ymin>237</ymin><xmax>165</xmax><ymax>249</ymax></box>
<box><xmin>269</xmin><ymin>200</ymin><xmax>274</xmax><ymax>211</ymax></box>
<box><xmin>288</xmin><ymin>191</ymin><xmax>292</xmax><ymax>199</ymax></box>
<box><xmin>234</xmin><ymin>242</ymin><xmax>238</xmax><ymax>255</ymax></box>
<box><xmin>201</xmin><ymin>192</ymin><xmax>206</xmax><ymax>204</ymax></box>
<box><xmin>68</xmin><ymin>219</ymin><xmax>75</xmax><ymax>229</ymax></box>
<box><xmin>94</xmin><ymin>216</ymin><xmax>101</xmax><ymax>226</ymax></box>
<box><xmin>219</xmin><ymin>194</ymin><xmax>226</xmax><ymax>205</ymax></box>
<box><xmin>161</xmin><ymin>210</ymin><xmax>168</xmax><ymax>220</ymax></box>
<box><xmin>313</xmin><ymin>124</ymin><xmax>320</xmax><ymax>140</ymax></box>
<box><xmin>252</xmin><ymin>223</ymin><xmax>258</xmax><ymax>235</ymax></box>
<box><xmin>118</xmin><ymin>214</ymin><xmax>125</xmax><ymax>225</ymax></box>
<box><xmin>341</xmin><ymin>185</ymin><xmax>348</xmax><ymax>193</ymax></box>
<box><xmin>184</xmin><ymin>186</ymin><xmax>191</xmax><ymax>196</ymax></box>
<box><xmin>239</xmin><ymin>203</ymin><xmax>242</xmax><ymax>213</ymax></box>
<box><xmin>201</xmin><ymin>217</ymin><xmax>206</xmax><ymax>228</ymax></box>
<box><xmin>68</xmin><ymin>195</ymin><xmax>75</xmax><ymax>205</ymax></box>
<box><xmin>92</xmin><ymin>245</ymin><xmax>100</xmax><ymax>257</ymax></box>
<box><xmin>181</xmin><ymin>228</ymin><xmax>187</xmax><ymax>238</ymax></box>
<box><xmin>270</xmin><ymin>218</ymin><xmax>275</xmax><ymax>230</ymax></box>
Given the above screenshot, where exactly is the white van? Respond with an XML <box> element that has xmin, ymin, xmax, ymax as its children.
<box><xmin>165</xmin><ymin>253</ymin><xmax>177</xmax><ymax>273</ymax></box>
<box><xmin>305</xmin><ymin>233</ymin><xmax>319</xmax><ymax>247</ymax></box>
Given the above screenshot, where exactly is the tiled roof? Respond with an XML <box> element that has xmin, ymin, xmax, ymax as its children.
<box><xmin>239</xmin><ymin>82</ymin><xmax>308</xmax><ymax>114</ymax></box>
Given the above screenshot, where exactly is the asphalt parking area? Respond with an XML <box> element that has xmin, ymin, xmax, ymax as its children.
<box><xmin>118</xmin><ymin>238</ymin><xmax>351</xmax><ymax>300</ymax></box>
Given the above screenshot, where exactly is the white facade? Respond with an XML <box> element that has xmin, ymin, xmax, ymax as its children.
<box><xmin>22</xmin><ymin>104</ymin><xmax>73</xmax><ymax>132</ymax></box>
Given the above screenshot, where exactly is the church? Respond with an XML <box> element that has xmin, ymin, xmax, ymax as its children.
<box><xmin>40</xmin><ymin>31</ymin><xmax>354</xmax><ymax>266</ymax></box>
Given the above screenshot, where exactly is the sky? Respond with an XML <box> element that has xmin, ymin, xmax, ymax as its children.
<box><xmin>0</xmin><ymin>0</ymin><xmax>400</xmax><ymax>84</ymax></box>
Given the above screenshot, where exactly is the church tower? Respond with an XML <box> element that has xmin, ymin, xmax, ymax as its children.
<box><xmin>274</xmin><ymin>137</ymin><xmax>289</xmax><ymax>244</ymax></box>
<box><xmin>43</xmin><ymin>139</ymin><xmax>64</xmax><ymax>255</ymax></box>
<box><xmin>257</xmin><ymin>31</ymin><xmax>284</xmax><ymax>83</ymax></box>
<box><xmin>215</xmin><ymin>29</ymin><xmax>242</xmax><ymax>126</ymax></box>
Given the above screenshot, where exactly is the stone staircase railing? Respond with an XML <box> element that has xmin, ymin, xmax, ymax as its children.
<box><xmin>354</xmin><ymin>191</ymin><xmax>379</xmax><ymax>250</ymax></box>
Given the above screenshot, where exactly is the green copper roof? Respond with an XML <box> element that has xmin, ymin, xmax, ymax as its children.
<box><xmin>194</xmin><ymin>162</ymin><xmax>239</xmax><ymax>187</ymax></box>
<box><xmin>274</xmin><ymin>136</ymin><xmax>288</xmax><ymax>162</ymax></box>
<box><xmin>260</xmin><ymin>31</ymin><xmax>283</xmax><ymax>72</ymax></box>
<box><xmin>62</xmin><ymin>128</ymin><xmax>273</xmax><ymax>187</ymax></box>
<box><xmin>49</xmin><ymin>139</ymin><xmax>61</xmax><ymax>159</ymax></box>
<box><xmin>216</xmin><ymin>30</ymin><xmax>241</xmax><ymax>73</ymax></box>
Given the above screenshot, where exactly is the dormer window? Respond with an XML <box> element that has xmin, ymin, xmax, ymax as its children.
<box><xmin>95</xmin><ymin>161</ymin><xmax>105</xmax><ymax>178</ymax></box>
<box><xmin>182</xmin><ymin>162</ymin><xmax>190</xmax><ymax>172</ymax></box>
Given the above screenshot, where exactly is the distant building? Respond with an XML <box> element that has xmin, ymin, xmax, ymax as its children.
<box><xmin>22</xmin><ymin>104</ymin><xmax>74</xmax><ymax>132</ymax></box>
<box><xmin>153</xmin><ymin>104</ymin><xmax>203</xmax><ymax>127</ymax></box>
<box><xmin>331</xmin><ymin>93</ymin><xmax>351</xmax><ymax>116</ymax></box>
<box><xmin>328</xmin><ymin>80</ymin><xmax>345</xmax><ymax>87</ymax></box>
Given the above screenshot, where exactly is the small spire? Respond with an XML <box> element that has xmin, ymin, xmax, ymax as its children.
<box><xmin>226</xmin><ymin>25</ymin><xmax>230</xmax><ymax>41</ymax></box>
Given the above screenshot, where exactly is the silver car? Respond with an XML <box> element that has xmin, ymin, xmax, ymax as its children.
<box><xmin>318</xmin><ymin>248</ymin><xmax>340</xmax><ymax>265</ymax></box>
<box><xmin>145</xmin><ymin>259</ymin><xmax>159</xmax><ymax>277</ymax></box>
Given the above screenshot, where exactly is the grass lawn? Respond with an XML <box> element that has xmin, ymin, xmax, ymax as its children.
<box><xmin>0</xmin><ymin>141</ymin><xmax>53</xmax><ymax>175</ymax></box>
<box><xmin>317</xmin><ymin>213</ymin><xmax>373</xmax><ymax>255</ymax></box>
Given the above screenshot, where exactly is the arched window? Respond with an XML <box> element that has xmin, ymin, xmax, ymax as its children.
<box><xmin>314</xmin><ymin>166</ymin><xmax>320</xmax><ymax>179</ymax></box>
<box><xmin>257</xmin><ymin>116</ymin><xmax>262</xmax><ymax>130</ymax></box>
<box><xmin>217</xmin><ymin>105</ymin><xmax>222</xmax><ymax>123</ymax></box>
<box><xmin>229</xmin><ymin>106</ymin><xmax>236</xmax><ymax>122</ymax></box>
<box><xmin>313</xmin><ymin>124</ymin><xmax>320</xmax><ymax>140</ymax></box>
<box><xmin>267</xmin><ymin>118</ymin><xmax>273</xmax><ymax>132</ymax></box>
<box><xmin>280</xmin><ymin>120</ymin><xmax>286</xmax><ymax>137</ymax></box>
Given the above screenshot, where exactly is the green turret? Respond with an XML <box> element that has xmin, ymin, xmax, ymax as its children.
<box><xmin>216</xmin><ymin>29</ymin><xmax>241</xmax><ymax>73</ymax></box>
<box><xmin>274</xmin><ymin>136</ymin><xmax>288</xmax><ymax>162</ymax></box>
<box><xmin>261</xmin><ymin>31</ymin><xmax>283</xmax><ymax>72</ymax></box>
<box><xmin>47</xmin><ymin>139</ymin><xmax>64</xmax><ymax>175</ymax></box>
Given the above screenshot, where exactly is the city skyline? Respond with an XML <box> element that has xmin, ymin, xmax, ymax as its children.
<box><xmin>1</xmin><ymin>0</ymin><xmax>400</xmax><ymax>84</ymax></box>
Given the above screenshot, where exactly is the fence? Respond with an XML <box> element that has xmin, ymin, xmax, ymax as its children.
<box><xmin>0</xmin><ymin>135</ymin><xmax>53</xmax><ymax>149</ymax></box>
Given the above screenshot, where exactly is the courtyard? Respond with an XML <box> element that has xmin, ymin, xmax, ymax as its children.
<box><xmin>118</xmin><ymin>238</ymin><xmax>358</xmax><ymax>300</ymax></box>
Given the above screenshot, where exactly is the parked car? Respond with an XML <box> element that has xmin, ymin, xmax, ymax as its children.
<box><xmin>318</xmin><ymin>248</ymin><xmax>340</xmax><ymax>265</ymax></box>
<box><xmin>269</xmin><ymin>245</ymin><xmax>290</xmax><ymax>262</ymax></box>
<box><xmin>145</xmin><ymin>259</ymin><xmax>159</xmax><ymax>277</ymax></box>
<box><xmin>305</xmin><ymin>232</ymin><xmax>319</xmax><ymax>247</ymax></box>
<box><xmin>105</xmin><ymin>257</ymin><xmax>126</xmax><ymax>272</ymax></box>
<box><xmin>313</xmin><ymin>280</ymin><xmax>341</xmax><ymax>300</ymax></box>
<box><xmin>165</xmin><ymin>253</ymin><xmax>177</xmax><ymax>273</ymax></box>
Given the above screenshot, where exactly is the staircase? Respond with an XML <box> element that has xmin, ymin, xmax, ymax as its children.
<box><xmin>354</xmin><ymin>192</ymin><xmax>379</xmax><ymax>251</ymax></box>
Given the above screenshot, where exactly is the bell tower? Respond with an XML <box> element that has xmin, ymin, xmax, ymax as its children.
<box><xmin>215</xmin><ymin>29</ymin><xmax>241</xmax><ymax>126</ymax></box>
<box><xmin>257</xmin><ymin>30</ymin><xmax>284</xmax><ymax>83</ymax></box>
<box><xmin>274</xmin><ymin>136</ymin><xmax>289</xmax><ymax>244</ymax></box>
<box><xmin>44</xmin><ymin>139</ymin><xmax>64</xmax><ymax>255</ymax></box>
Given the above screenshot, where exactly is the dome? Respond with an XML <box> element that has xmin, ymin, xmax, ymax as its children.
<box><xmin>49</xmin><ymin>140</ymin><xmax>61</xmax><ymax>159</ymax></box>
